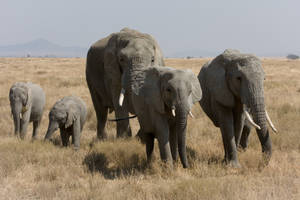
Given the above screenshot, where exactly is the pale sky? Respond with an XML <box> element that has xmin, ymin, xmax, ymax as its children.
<box><xmin>1</xmin><ymin>0</ymin><xmax>300</xmax><ymax>56</ymax></box>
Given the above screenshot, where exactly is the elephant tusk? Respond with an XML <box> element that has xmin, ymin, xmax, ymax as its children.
<box><xmin>188</xmin><ymin>111</ymin><xmax>194</xmax><ymax>118</ymax></box>
<box><xmin>244</xmin><ymin>110</ymin><xmax>261</xmax><ymax>130</ymax></box>
<box><xmin>119</xmin><ymin>88</ymin><xmax>125</xmax><ymax>106</ymax></box>
<box><xmin>172</xmin><ymin>108</ymin><xmax>176</xmax><ymax>117</ymax></box>
<box><xmin>265</xmin><ymin>110</ymin><xmax>278</xmax><ymax>133</ymax></box>
<box><xmin>19</xmin><ymin>113</ymin><xmax>23</xmax><ymax>120</ymax></box>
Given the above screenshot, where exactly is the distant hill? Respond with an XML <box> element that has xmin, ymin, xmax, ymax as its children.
<box><xmin>0</xmin><ymin>38</ymin><xmax>87</xmax><ymax>57</ymax></box>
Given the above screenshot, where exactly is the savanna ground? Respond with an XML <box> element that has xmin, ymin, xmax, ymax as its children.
<box><xmin>0</xmin><ymin>57</ymin><xmax>299</xmax><ymax>200</ymax></box>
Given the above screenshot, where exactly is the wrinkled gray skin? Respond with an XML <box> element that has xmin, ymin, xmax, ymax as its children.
<box><xmin>198</xmin><ymin>49</ymin><xmax>272</xmax><ymax>167</ymax></box>
<box><xmin>9</xmin><ymin>82</ymin><xmax>45</xmax><ymax>139</ymax></box>
<box><xmin>44</xmin><ymin>96</ymin><xmax>87</xmax><ymax>150</ymax></box>
<box><xmin>121</xmin><ymin>66</ymin><xmax>202</xmax><ymax>168</ymax></box>
<box><xmin>86</xmin><ymin>28</ymin><xmax>164</xmax><ymax>139</ymax></box>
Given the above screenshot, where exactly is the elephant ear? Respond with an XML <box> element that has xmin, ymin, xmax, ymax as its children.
<box><xmin>65</xmin><ymin>105</ymin><xmax>77</xmax><ymax>128</ymax></box>
<box><xmin>135</xmin><ymin>67</ymin><xmax>166</xmax><ymax>114</ymax></box>
<box><xmin>103</xmin><ymin>35</ymin><xmax>122</xmax><ymax>85</ymax></box>
<box><xmin>20</xmin><ymin>84</ymin><xmax>32</xmax><ymax>113</ymax></box>
<box><xmin>205</xmin><ymin>53</ymin><xmax>235</xmax><ymax>107</ymax></box>
<box><xmin>185</xmin><ymin>69</ymin><xmax>202</xmax><ymax>104</ymax></box>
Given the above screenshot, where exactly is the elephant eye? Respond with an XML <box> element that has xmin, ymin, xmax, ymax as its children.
<box><xmin>166</xmin><ymin>88</ymin><xmax>172</xmax><ymax>93</ymax></box>
<box><xmin>236</xmin><ymin>77</ymin><xmax>242</xmax><ymax>82</ymax></box>
<box><xmin>151</xmin><ymin>56</ymin><xmax>155</xmax><ymax>63</ymax></box>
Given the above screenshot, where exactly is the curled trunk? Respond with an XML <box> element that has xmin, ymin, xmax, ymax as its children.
<box><xmin>44</xmin><ymin>121</ymin><xmax>59</xmax><ymax>140</ymax></box>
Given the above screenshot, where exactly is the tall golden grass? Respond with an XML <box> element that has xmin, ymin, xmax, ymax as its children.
<box><xmin>0</xmin><ymin>57</ymin><xmax>299</xmax><ymax>200</ymax></box>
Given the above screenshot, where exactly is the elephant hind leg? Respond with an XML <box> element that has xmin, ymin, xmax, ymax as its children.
<box><xmin>32</xmin><ymin>120</ymin><xmax>40</xmax><ymax>140</ymax></box>
<box><xmin>145</xmin><ymin>133</ymin><xmax>155</xmax><ymax>163</ymax></box>
<box><xmin>88</xmin><ymin>83</ymin><xmax>108</xmax><ymax>140</ymax></box>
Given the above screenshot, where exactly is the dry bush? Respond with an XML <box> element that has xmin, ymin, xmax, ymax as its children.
<box><xmin>0</xmin><ymin>57</ymin><xmax>299</xmax><ymax>200</ymax></box>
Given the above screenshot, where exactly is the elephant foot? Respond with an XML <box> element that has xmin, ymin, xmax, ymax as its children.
<box><xmin>227</xmin><ymin>160</ymin><xmax>241</xmax><ymax>168</ymax></box>
<box><xmin>97</xmin><ymin>131</ymin><xmax>108</xmax><ymax>140</ymax></box>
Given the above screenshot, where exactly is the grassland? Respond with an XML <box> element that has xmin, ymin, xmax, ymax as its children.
<box><xmin>0</xmin><ymin>57</ymin><xmax>299</xmax><ymax>200</ymax></box>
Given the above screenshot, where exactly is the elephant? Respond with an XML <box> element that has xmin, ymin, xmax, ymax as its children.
<box><xmin>86</xmin><ymin>27</ymin><xmax>165</xmax><ymax>140</ymax></box>
<box><xmin>198</xmin><ymin>49</ymin><xmax>277</xmax><ymax>167</ymax></box>
<box><xmin>44</xmin><ymin>96</ymin><xmax>87</xmax><ymax>150</ymax></box>
<box><xmin>116</xmin><ymin>66</ymin><xmax>202</xmax><ymax>168</ymax></box>
<box><xmin>9</xmin><ymin>82</ymin><xmax>46</xmax><ymax>139</ymax></box>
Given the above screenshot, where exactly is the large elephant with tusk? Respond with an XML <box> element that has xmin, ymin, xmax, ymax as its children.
<box><xmin>198</xmin><ymin>49</ymin><xmax>277</xmax><ymax>167</ymax></box>
<box><xmin>117</xmin><ymin>66</ymin><xmax>202</xmax><ymax>168</ymax></box>
<box><xmin>86</xmin><ymin>28</ymin><xmax>164</xmax><ymax>139</ymax></box>
<box><xmin>9</xmin><ymin>82</ymin><xmax>46</xmax><ymax>139</ymax></box>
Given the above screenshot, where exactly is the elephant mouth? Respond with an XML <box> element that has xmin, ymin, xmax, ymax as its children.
<box><xmin>243</xmin><ymin>107</ymin><xmax>277</xmax><ymax>133</ymax></box>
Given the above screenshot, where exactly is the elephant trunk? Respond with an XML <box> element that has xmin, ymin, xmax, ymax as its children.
<box><xmin>175</xmin><ymin>96</ymin><xmax>190</xmax><ymax>168</ymax></box>
<box><xmin>44</xmin><ymin>121</ymin><xmax>59</xmax><ymax>141</ymax></box>
<box><xmin>249</xmin><ymin>96</ymin><xmax>272</xmax><ymax>160</ymax></box>
<box><xmin>11</xmin><ymin>103</ymin><xmax>22</xmax><ymax>135</ymax></box>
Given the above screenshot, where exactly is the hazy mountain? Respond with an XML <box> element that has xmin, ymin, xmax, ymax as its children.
<box><xmin>0</xmin><ymin>38</ymin><xmax>87</xmax><ymax>57</ymax></box>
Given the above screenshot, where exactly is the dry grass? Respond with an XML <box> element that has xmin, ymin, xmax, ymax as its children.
<box><xmin>0</xmin><ymin>57</ymin><xmax>299</xmax><ymax>200</ymax></box>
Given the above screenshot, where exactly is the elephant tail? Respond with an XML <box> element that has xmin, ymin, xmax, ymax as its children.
<box><xmin>108</xmin><ymin>115</ymin><xmax>137</xmax><ymax>122</ymax></box>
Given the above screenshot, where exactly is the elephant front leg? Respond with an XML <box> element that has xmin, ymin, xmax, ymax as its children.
<box><xmin>112</xmin><ymin>90</ymin><xmax>132</xmax><ymax>138</ymax></box>
<box><xmin>239</xmin><ymin>122</ymin><xmax>251</xmax><ymax>150</ymax></box>
<box><xmin>233</xmin><ymin>104</ymin><xmax>245</xmax><ymax>148</ymax></box>
<box><xmin>217</xmin><ymin>104</ymin><xmax>240</xmax><ymax>167</ymax></box>
<box><xmin>155</xmin><ymin>118</ymin><xmax>173</xmax><ymax>167</ymax></box>
<box><xmin>169</xmin><ymin>122</ymin><xmax>178</xmax><ymax>162</ymax></box>
<box><xmin>60</xmin><ymin>129</ymin><xmax>70</xmax><ymax>147</ymax></box>
<box><xmin>32</xmin><ymin>120</ymin><xmax>40</xmax><ymax>140</ymax></box>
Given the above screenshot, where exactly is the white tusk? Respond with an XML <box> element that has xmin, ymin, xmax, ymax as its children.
<box><xmin>188</xmin><ymin>111</ymin><xmax>194</xmax><ymax>118</ymax></box>
<box><xmin>172</xmin><ymin>108</ymin><xmax>176</xmax><ymax>117</ymax></box>
<box><xmin>265</xmin><ymin>110</ymin><xmax>278</xmax><ymax>133</ymax></box>
<box><xmin>19</xmin><ymin>113</ymin><xmax>23</xmax><ymax>119</ymax></box>
<box><xmin>244</xmin><ymin>110</ymin><xmax>261</xmax><ymax>130</ymax></box>
<box><xmin>119</xmin><ymin>88</ymin><xmax>125</xmax><ymax>106</ymax></box>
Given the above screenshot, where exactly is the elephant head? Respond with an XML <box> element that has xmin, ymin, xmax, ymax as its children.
<box><xmin>122</xmin><ymin>66</ymin><xmax>202</xmax><ymax>167</ymax></box>
<box><xmin>44</xmin><ymin>101</ymin><xmax>77</xmax><ymax>140</ymax></box>
<box><xmin>207</xmin><ymin>49</ymin><xmax>277</xmax><ymax>158</ymax></box>
<box><xmin>9</xmin><ymin>83</ymin><xmax>32</xmax><ymax>135</ymax></box>
<box><xmin>104</xmin><ymin>28</ymin><xmax>164</xmax><ymax>109</ymax></box>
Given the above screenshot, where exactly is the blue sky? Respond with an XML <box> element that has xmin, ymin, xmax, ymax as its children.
<box><xmin>1</xmin><ymin>0</ymin><xmax>299</xmax><ymax>56</ymax></box>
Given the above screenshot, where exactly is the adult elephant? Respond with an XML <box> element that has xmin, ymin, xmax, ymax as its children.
<box><xmin>86</xmin><ymin>28</ymin><xmax>164</xmax><ymax>139</ymax></box>
<box><xmin>117</xmin><ymin>66</ymin><xmax>202</xmax><ymax>168</ymax></box>
<box><xmin>198</xmin><ymin>49</ymin><xmax>277</xmax><ymax>167</ymax></box>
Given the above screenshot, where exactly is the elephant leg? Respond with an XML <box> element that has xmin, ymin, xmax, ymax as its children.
<box><xmin>113</xmin><ymin>107</ymin><xmax>132</xmax><ymax>138</ymax></box>
<box><xmin>217</xmin><ymin>104</ymin><xmax>240</xmax><ymax>167</ymax></box>
<box><xmin>32</xmin><ymin>120</ymin><xmax>40</xmax><ymax>140</ymax></box>
<box><xmin>89</xmin><ymin>84</ymin><xmax>108</xmax><ymax>140</ymax></box>
<box><xmin>145</xmin><ymin>133</ymin><xmax>155</xmax><ymax>163</ymax></box>
<box><xmin>169</xmin><ymin>122</ymin><xmax>178</xmax><ymax>162</ymax></box>
<box><xmin>155</xmin><ymin>118</ymin><xmax>173</xmax><ymax>166</ymax></box>
<box><xmin>239</xmin><ymin>122</ymin><xmax>252</xmax><ymax>150</ymax></box>
<box><xmin>233</xmin><ymin>104</ymin><xmax>245</xmax><ymax>148</ymax></box>
<box><xmin>20</xmin><ymin>120</ymin><xmax>29</xmax><ymax>140</ymax></box>
<box><xmin>72</xmin><ymin>119</ymin><xmax>81</xmax><ymax>150</ymax></box>
<box><xmin>60</xmin><ymin>129</ymin><xmax>69</xmax><ymax>147</ymax></box>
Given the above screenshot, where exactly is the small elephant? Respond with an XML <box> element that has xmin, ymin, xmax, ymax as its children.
<box><xmin>9</xmin><ymin>82</ymin><xmax>46</xmax><ymax>139</ymax></box>
<box><xmin>86</xmin><ymin>27</ymin><xmax>165</xmax><ymax>139</ymax></box>
<box><xmin>44</xmin><ymin>96</ymin><xmax>87</xmax><ymax>150</ymax></box>
<box><xmin>198</xmin><ymin>49</ymin><xmax>277</xmax><ymax>167</ymax></box>
<box><xmin>118</xmin><ymin>66</ymin><xmax>202</xmax><ymax>168</ymax></box>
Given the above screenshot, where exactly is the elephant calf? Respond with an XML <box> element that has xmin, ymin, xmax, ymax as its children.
<box><xmin>44</xmin><ymin>96</ymin><xmax>87</xmax><ymax>150</ymax></box>
<box><xmin>9</xmin><ymin>82</ymin><xmax>46</xmax><ymax>139</ymax></box>
<box><xmin>117</xmin><ymin>66</ymin><xmax>202</xmax><ymax>168</ymax></box>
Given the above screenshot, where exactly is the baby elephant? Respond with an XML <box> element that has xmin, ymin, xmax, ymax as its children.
<box><xmin>9</xmin><ymin>82</ymin><xmax>46</xmax><ymax>139</ymax></box>
<box><xmin>44</xmin><ymin>96</ymin><xmax>87</xmax><ymax>150</ymax></box>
